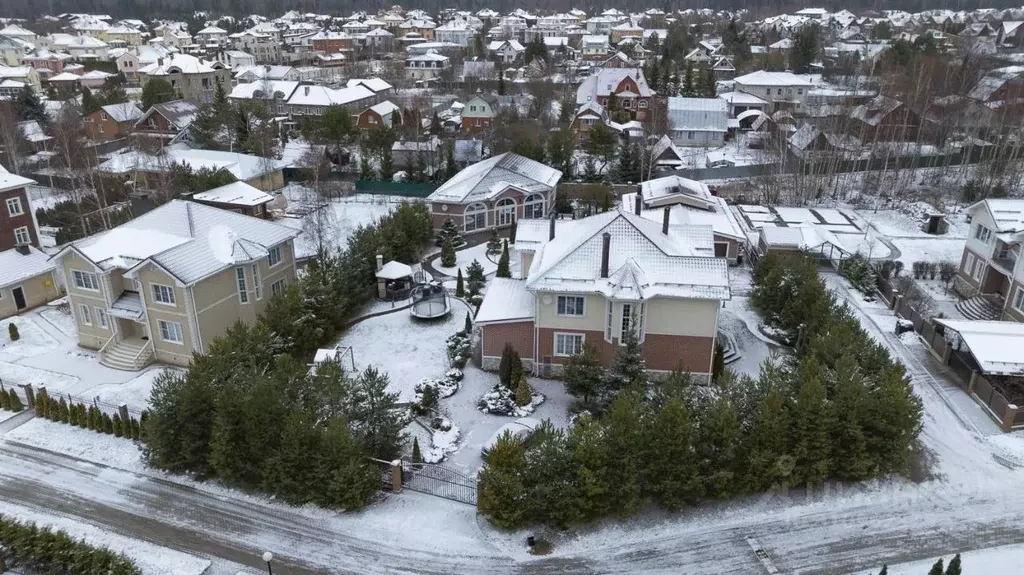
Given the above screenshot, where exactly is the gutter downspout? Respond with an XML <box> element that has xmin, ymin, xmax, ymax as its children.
<box><xmin>188</xmin><ymin>285</ymin><xmax>204</xmax><ymax>353</ymax></box>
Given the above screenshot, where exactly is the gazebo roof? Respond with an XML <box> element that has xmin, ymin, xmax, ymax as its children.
<box><xmin>376</xmin><ymin>260</ymin><xmax>413</xmax><ymax>280</ymax></box>
<box><xmin>934</xmin><ymin>319</ymin><xmax>1024</xmax><ymax>376</ymax></box>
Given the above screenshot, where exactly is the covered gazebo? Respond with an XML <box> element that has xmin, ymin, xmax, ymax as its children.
<box><xmin>375</xmin><ymin>255</ymin><xmax>414</xmax><ymax>300</ymax></box>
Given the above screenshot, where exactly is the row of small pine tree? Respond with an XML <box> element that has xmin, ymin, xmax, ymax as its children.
<box><xmin>34</xmin><ymin>389</ymin><xmax>144</xmax><ymax>441</ymax></box>
<box><xmin>0</xmin><ymin>389</ymin><xmax>23</xmax><ymax>412</ymax></box>
<box><xmin>873</xmin><ymin>553</ymin><xmax>962</xmax><ymax>575</ymax></box>
<box><xmin>0</xmin><ymin>514</ymin><xmax>141</xmax><ymax>575</ymax></box>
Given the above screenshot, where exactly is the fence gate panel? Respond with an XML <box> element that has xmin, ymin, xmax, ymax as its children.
<box><xmin>400</xmin><ymin>461</ymin><xmax>477</xmax><ymax>506</ymax></box>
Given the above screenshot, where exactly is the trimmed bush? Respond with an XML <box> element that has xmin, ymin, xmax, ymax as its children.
<box><xmin>0</xmin><ymin>514</ymin><xmax>141</xmax><ymax>574</ymax></box>
<box><xmin>8</xmin><ymin>323</ymin><xmax>19</xmax><ymax>341</ymax></box>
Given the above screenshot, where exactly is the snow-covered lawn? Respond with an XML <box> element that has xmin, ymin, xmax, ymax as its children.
<box><xmin>277</xmin><ymin>186</ymin><xmax>413</xmax><ymax>259</ymax></box>
<box><xmin>889</xmin><ymin>237</ymin><xmax>966</xmax><ymax>266</ymax></box>
<box><xmin>431</xmin><ymin>242</ymin><xmax>499</xmax><ymax>278</ymax></box>
<box><xmin>718</xmin><ymin>309</ymin><xmax>780</xmax><ymax>381</ymax></box>
<box><xmin>849</xmin><ymin>545</ymin><xmax>1024</xmax><ymax>575</ymax></box>
<box><xmin>837</xmin><ymin>232</ymin><xmax>893</xmax><ymax>260</ymax></box>
<box><xmin>6</xmin><ymin>418</ymin><xmax>145</xmax><ymax>471</ymax></box>
<box><xmin>332</xmin><ymin>300</ymin><xmax>469</xmax><ymax>403</ymax></box>
<box><xmin>852</xmin><ymin>206</ymin><xmax>969</xmax><ymax>239</ymax></box>
<box><xmin>0</xmin><ymin>408</ymin><xmax>23</xmax><ymax>425</ymax></box>
<box><xmin>0</xmin><ymin>362</ymin><xmax>78</xmax><ymax>393</ymax></box>
<box><xmin>39</xmin><ymin>305</ymin><xmax>78</xmax><ymax>337</ymax></box>
<box><xmin>87</xmin><ymin>367</ymin><xmax>184</xmax><ymax>413</ymax></box>
<box><xmin>2</xmin><ymin>501</ymin><xmax>211</xmax><ymax>575</ymax></box>
<box><xmin>0</xmin><ymin>316</ymin><xmax>59</xmax><ymax>361</ymax></box>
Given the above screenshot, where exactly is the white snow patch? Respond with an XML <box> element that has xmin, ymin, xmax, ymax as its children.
<box><xmin>0</xmin><ymin>316</ymin><xmax>60</xmax><ymax>361</ymax></box>
<box><xmin>207</xmin><ymin>224</ymin><xmax>239</xmax><ymax>264</ymax></box>
<box><xmin>431</xmin><ymin>242</ymin><xmax>499</xmax><ymax>277</ymax></box>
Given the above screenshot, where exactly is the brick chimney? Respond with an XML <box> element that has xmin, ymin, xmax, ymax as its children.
<box><xmin>633</xmin><ymin>191</ymin><xmax>642</xmax><ymax>215</ymax></box>
<box><xmin>375</xmin><ymin>254</ymin><xmax>384</xmax><ymax>272</ymax></box>
<box><xmin>549</xmin><ymin>211</ymin><xmax>556</xmax><ymax>241</ymax></box>
<box><xmin>600</xmin><ymin>232</ymin><xmax>610</xmax><ymax>278</ymax></box>
<box><xmin>662</xmin><ymin>207</ymin><xmax>670</xmax><ymax>235</ymax></box>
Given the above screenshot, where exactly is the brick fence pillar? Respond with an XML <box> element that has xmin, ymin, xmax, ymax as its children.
<box><xmin>941</xmin><ymin>342</ymin><xmax>953</xmax><ymax>365</ymax></box>
<box><xmin>20</xmin><ymin>384</ymin><xmax>34</xmax><ymax>410</ymax></box>
<box><xmin>391</xmin><ymin>459</ymin><xmax>403</xmax><ymax>492</ymax></box>
<box><xmin>1002</xmin><ymin>404</ymin><xmax>1019</xmax><ymax>433</ymax></box>
<box><xmin>891</xmin><ymin>292</ymin><xmax>901</xmax><ymax>311</ymax></box>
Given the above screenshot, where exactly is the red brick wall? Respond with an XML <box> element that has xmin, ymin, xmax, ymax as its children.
<box><xmin>535</xmin><ymin>328</ymin><xmax>713</xmax><ymax>373</ymax></box>
<box><xmin>357</xmin><ymin>109</ymin><xmax>383</xmax><ymax>130</ymax></box>
<box><xmin>0</xmin><ymin>187</ymin><xmax>39</xmax><ymax>251</ymax></box>
<box><xmin>481</xmin><ymin>321</ymin><xmax>535</xmax><ymax>358</ymax></box>
<box><xmin>84</xmin><ymin>109</ymin><xmax>127</xmax><ymax>140</ymax></box>
<box><xmin>431</xmin><ymin>202</ymin><xmax>467</xmax><ymax>229</ymax></box>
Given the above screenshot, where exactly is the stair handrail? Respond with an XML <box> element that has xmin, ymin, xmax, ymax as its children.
<box><xmin>131</xmin><ymin>339</ymin><xmax>154</xmax><ymax>370</ymax></box>
<box><xmin>99</xmin><ymin>334</ymin><xmax>117</xmax><ymax>356</ymax></box>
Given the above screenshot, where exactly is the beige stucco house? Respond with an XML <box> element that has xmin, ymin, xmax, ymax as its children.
<box><xmin>52</xmin><ymin>200</ymin><xmax>300</xmax><ymax>370</ymax></box>
<box><xmin>954</xmin><ymin>199</ymin><xmax>1024</xmax><ymax>322</ymax></box>
<box><xmin>475</xmin><ymin>209</ymin><xmax>730</xmax><ymax>380</ymax></box>
<box><xmin>0</xmin><ymin>246</ymin><xmax>61</xmax><ymax>320</ymax></box>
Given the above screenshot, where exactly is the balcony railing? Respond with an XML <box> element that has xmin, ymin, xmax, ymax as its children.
<box><xmin>992</xmin><ymin>254</ymin><xmax>1018</xmax><ymax>274</ymax></box>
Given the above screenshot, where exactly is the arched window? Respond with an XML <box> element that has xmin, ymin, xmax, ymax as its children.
<box><xmin>464</xmin><ymin>202</ymin><xmax>487</xmax><ymax>232</ymax></box>
<box><xmin>524</xmin><ymin>194</ymin><xmax>545</xmax><ymax>219</ymax></box>
<box><xmin>495</xmin><ymin>198</ymin><xmax>516</xmax><ymax>227</ymax></box>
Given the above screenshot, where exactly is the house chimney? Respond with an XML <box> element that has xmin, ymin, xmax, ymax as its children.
<box><xmin>15</xmin><ymin>244</ymin><xmax>30</xmax><ymax>255</ymax></box>
<box><xmin>158</xmin><ymin>57</ymin><xmax>163</xmax><ymax>66</ymax></box>
<box><xmin>662</xmin><ymin>206</ymin><xmax>671</xmax><ymax>235</ymax></box>
<box><xmin>304</xmin><ymin>86</ymin><xmax>310</xmax><ymax>95</ymax></box>
<box><xmin>600</xmin><ymin>232</ymin><xmax>610</xmax><ymax>278</ymax></box>
<box><xmin>633</xmin><ymin>191</ymin><xmax>642</xmax><ymax>215</ymax></box>
<box><xmin>375</xmin><ymin>254</ymin><xmax>383</xmax><ymax>271</ymax></box>
<box><xmin>548</xmin><ymin>211</ymin><xmax>556</xmax><ymax>241</ymax></box>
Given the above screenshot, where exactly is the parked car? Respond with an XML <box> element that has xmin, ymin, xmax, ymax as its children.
<box><xmin>481</xmin><ymin>417</ymin><xmax>541</xmax><ymax>458</ymax></box>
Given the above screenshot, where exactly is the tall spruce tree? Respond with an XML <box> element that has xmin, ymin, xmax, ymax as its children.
<box><xmin>455</xmin><ymin>268</ymin><xmax>465</xmax><ymax>297</ymax></box>
<box><xmin>564</xmin><ymin>344</ymin><xmax>605</xmax><ymax>407</ymax></box>
<box><xmin>569</xmin><ymin>416</ymin><xmax>611</xmax><ymax>521</ymax></box>
<box><xmin>607</xmin><ymin>321</ymin><xmax>647</xmax><ymax>396</ymax></box>
<box><xmin>829</xmin><ymin>353</ymin><xmax>872</xmax><ymax>481</ymax></box>
<box><xmin>440</xmin><ymin>234</ymin><xmax>457</xmax><ymax>268</ymax></box>
<box><xmin>927</xmin><ymin>558</ymin><xmax>944</xmax><ymax>575</ymax></box>
<box><xmin>945</xmin><ymin>554</ymin><xmax>961</xmax><ymax>575</ymax></box>
<box><xmin>643</xmin><ymin>399</ymin><xmax>702</xmax><ymax>509</ymax></box>
<box><xmin>600</xmin><ymin>394</ymin><xmax>645</xmax><ymax>517</ymax></box>
<box><xmin>496</xmin><ymin>240</ymin><xmax>511</xmax><ymax>278</ymax></box>
<box><xmin>697</xmin><ymin>396</ymin><xmax>743</xmax><ymax>497</ymax></box>
<box><xmin>790</xmin><ymin>356</ymin><xmax>833</xmax><ymax>487</ymax></box>
<box><xmin>486</xmin><ymin>227</ymin><xmax>502</xmax><ymax>255</ymax></box>
<box><xmin>478</xmin><ymin>432</ymin><xmax>527</xmax><ymax>528</ymax></box>
<box><xmin>523</xmin><ymin>421</ymin><xmax>578</xmax><ymax>527</ymax></box>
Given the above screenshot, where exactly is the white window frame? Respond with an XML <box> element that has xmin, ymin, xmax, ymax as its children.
<box><xmin>1014</xmin><ymin>288</ymin><xmax>1024</xmax><ymax>314</ymax></box>
<box><xmin>267</xmin><ymin>245</ymin><xmax>283</xmax><ymax>267</ymax></box>
<box><xmin>554</xmin><ymin>332</ymin><xmax>584</xmax><ymax>357</ymax></box>
<box><xmin>464</xmin><ymin>202</ymin><xmax>487</xmax><ymax>232</ymax></box>
<box><xmin>95</xmin><ymin>307</ymin><xmax>109</xmax><ymax>329</ymax></box>
<box><xmin>620</xmin><ymin>302</ymin><xmax>632</xmax><ymax>342</ymax></box>
<box><xmin>72</xmin><ymin>270</ymin><xmax>100</xmax><ymax>291</ymax></box>
<box><xmin>974</xmin><ymin>224</ymin><xmax>992</xmax><ymax>244</ymax></box>
<box><xmin>495</xmin><ymin>198</ymin><xmax>516</xmax><ymax>227</ymax></box>
<box><xmin>271</xmin><ymin>278</ymin><xmax>286</xmax><ymax>297</ymax></box>
<box><xmin>158</xmin><ymin>320</ymin><xmax>184</xmax><ymax>344</ymax></box>
<box><xmin>964</xmin><ymin>253</ymin><xmax>975</xmax><ymax>274</ymax></box>
<box><xmin>524</xmin><ymin>194</ymin><xmax>545</xmax><ymax>219</ymax></box>
<box><xmin>151</xmin><ymin>283</ymin><xmax>176</xmax><ymax>306</ymax></box>
<box><xmin>13</xmin><ymin>226</ymin><xmax>30</xmax><ymax>245</ymax></box>
<box><xmin>6</xmin><ymin>197</ymin><xmax>23</xmax><ymax>217</ymax></box>
<box><xmin>556</xmin><ymin>295</ymin><xmax>586</xmax><ymax>317</ymax></box>
<box><xmin>79</xmin><ymin>304</ymin><xmax>92</xmax><ymax>326</ymax></box>
<box><xmin>605</xmin><ymin>300</ymin><xmax>614</xmax><ymax>342</ymax></box>
<box><xmin>252</xmin><ymin>264</ymin><xmax>262</xmax><ymax>300</ymax></box>
<box><xmin>972</xmin><ymin>257</ymin><xmax>984</xmax><ymax>282</ymax></box>
<box><xmin>236</xmin><ymin>267</ymin><xmax>249</xmax><ymax>304</ymax></box>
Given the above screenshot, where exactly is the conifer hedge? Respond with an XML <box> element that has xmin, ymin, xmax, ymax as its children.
<box><xmin>0</xmin><ymin>514</ymin><xmax>141</xmax><ymax>574</ymax></box>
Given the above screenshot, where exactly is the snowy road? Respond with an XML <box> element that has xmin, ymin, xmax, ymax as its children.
<box><xmin>1</xmin><ymin>438</ymin><xmax>1024</xmax><ymax>574</ymax></box>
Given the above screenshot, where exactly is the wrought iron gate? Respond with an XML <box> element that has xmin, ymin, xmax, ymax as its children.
<box><xmin>401</xmin><ymin>461</ymin><xmax>477</xmax><ymax>505</ymax></box>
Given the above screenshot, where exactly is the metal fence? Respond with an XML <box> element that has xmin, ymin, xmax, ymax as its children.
<box><xmin>38</xmin><ymin>388</ymin><xmax>144</xmax><ymax>418</ymax></box>
<box><xmin>400</xmin><ymin>460</ymin><xmax>477</xmax><ymax>506</ymax></box>
<box><xmin>354</xmin><ymin>181</ymin><xmax>438</xmax><ymax>197</ymax></box>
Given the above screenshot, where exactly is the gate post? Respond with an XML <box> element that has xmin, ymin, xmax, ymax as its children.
<box><xmin>20</xmin><ymin>384</ymin><xmax>34</xmax><ymax>410</ymax></box>
<box><xmin>1001</xmin><ymin>404</ymin><xmax>1019</xmax><ymax>433</ymax></box>
<box><xmin>391</xmin><ymin>459</ymin><xmax>403</xmax><ymax>492</ymax></box>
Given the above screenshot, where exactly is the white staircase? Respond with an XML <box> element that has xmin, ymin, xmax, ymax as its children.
<box><xmin>955</xmin><ymin>295</ymin><xmax>1004</xmax><ymax>321</ymax></box>
<box><xmin>717</xmin><ymin>331</ymin><xmax>741</xmax><ymax>365</ymax></box>
<box><xmin>100</xmin><ymin>339</ymin><xmax>152</xmax><ymax>371</ymax></box>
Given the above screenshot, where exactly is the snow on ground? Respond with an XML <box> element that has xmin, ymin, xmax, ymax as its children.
<box><xmin>0</xmin><ymin>316</ymin><xmax>59</xmax><ymax>361</ymax></box>
<box><xmin>838</xmin><ymin>232</ymin><xmax>892</xmax><ymax>259</ymax></box>
<box><xmin>432</xmin><ymin>242</ymin><xmax>498</xmax><ymax>278</ymax></box>
<box><xmin>852</xmin><ymin>206</ymin><xmax>969</xmax><ymax>240</ymax></box>
<box><xmin>718</xmin><ymin>309</ymin><xmax>779</xmax><ymax>381</ymax></box>
<box><xmin>849</xmin><ymin>544</ymin><xmax>1024</xmax><ymax>575</ymax></box>
<box><xmin>332</xmin><ymin>300</ymin><xmax>468</xmax><ymax>403</ymax></box>
<box><xmin>277</xmin><ymin>186</ymin><xmax>412</xmax><ymax>259</ymax></box>
<box><xmin>2</xmin><ymin>500</ymin><xmax>211</xmax><ymax>575</ymax></box>
<box><xmin>889</xmin><ymin>237</ymin><xmax>966</xmax><ymax>266</ymax></box>
<box><xmin>6</xmin><ymin>418</ymin><xmax>145</xmax><ymax>472</ymax></box>
<box><xmin>0</xmin><ymin>362</ymin><xmax>78</xmax><ymax>392</ymax></box>
<box><xmin>39</xmin><ymin>305</ymin><xmax>77</xmax><ymax>337</ymax></box>
<box><xmin>0</xmin><ymin>408</ymin><xmax>22</xmax><ymax>425</ymax></box>
<box><xmin>442</xmin><ymin>366</ymin><xmax>573</xmax><ymax>475</ymax></box>
<box><xmin>87</xmin><ymin>367</ymin><xmax>184</xmax><ymax>413</ymax></box>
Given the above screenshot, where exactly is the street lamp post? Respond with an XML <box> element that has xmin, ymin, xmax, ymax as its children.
<box><xmin>262</xmin><ymin>551</ymin><xmax>274</xmax><ymax>575</ymax></box>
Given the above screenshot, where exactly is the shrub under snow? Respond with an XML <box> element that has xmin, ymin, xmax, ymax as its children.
<box><xmin>477</xmin><ymin>384</ymin><xmax>545</xmax><ymax>417</ymax></box>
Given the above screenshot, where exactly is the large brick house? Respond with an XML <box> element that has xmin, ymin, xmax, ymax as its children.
<box><xmin>575</xmin><ymin>67</ymin><xmax>655</xmax><ymax>121</ymax></box>
<box><xmin>461</xmin><ymin>94</ymin><xmax>500</xmax><ymax>133</ymax></box>
<box><xmin>475</xmin><ymin>209</ymin><xmax>730</xmax><ymax>378</ymax></box>
<box><xmin>954</xmin><ymin>199</ymin><xmax>1024</xmax><ymax>322</ymax></box>
<box><xmin>426</xmin><ymin>152</ymin><xmax>561</xmax><ymax>234</ymax></box>
<box><xmin>0</xmin><ymin>165</ymin><xmax>38</xmax><ymax>251</ymax></box>
<box><xmin>357</xmin><ymin>100</ymin><xmax>400</xmax><ymax>131</ymax></box>
<box><xmin>84</xmin><ymin>102</ymin><xmax>144</xmax><ymax>141</ymax></box>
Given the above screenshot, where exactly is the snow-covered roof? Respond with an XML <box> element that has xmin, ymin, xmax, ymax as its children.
<box><xmin>365</xmin><ymin>100</ymin><xmax>400</xmax><ymax>125</ymax></box>
<box><xmin>0</xmin><ymin>163</ymin><xmax>34</xmax><ymax>193</ymax></box>
<box><xmin>525</xmin><ymin>211</ymin><xmax>729</xmax><ymax>301</ymax></box>
<box><xmin>475</xmin><ymin>278</ymin><xmax>535</xmax><ymax>324</ymax></box>
<box><xmin>347</xmin><ymin>78</ymin><xmax>392</xmax><ymax>93</ymax></box>
<box><xmin>0</xmin><ymin>246</ymin><xmax>54</xmax><ymax>289</ymax></box>
<box><xmin>47</xmin><ymin>72</ymin><xmax>81</xmax><ymax>82</ymax></box>
<box><xmin>286</xmin><ymin>84</ymin><xmax>375</xmax><ymax>108</ymax></box>
<box><xmin>99</xmin><ymin>102</ymin><xmax>143</xmax><ymax>123</ymax></box>
<box><xmin>934</xmin><ymin>319</ymin><xmax>1024</xmax><ymax>375</ymax></box>
<box><xmin>576</xmin><ymin>67</ymin><xmax>654</xmax><ymax>104</ymax></box>
<box><xmin>139</xmin><ymin>99</ymin><xmax>200</xmax><ymax>130</ymax></box>
<box><xmin>197</xmin><ymin>26</ymin><xmax>228</xmax><ymax>34</ymax></box>
<box><xmin>734</xmin><ymin>70</ymin><xmax>814</xmax><ymax>87</ymax></box>
<box><xmin>970</xmin><ymin>198</ymin><xmax>1024</xmax><ymax>234</ymax></box>
<box><xmin>624</xmin><ymin>193</ymin><xmax>744</xmax><ymax>242</ymax></box>
<box><xmin>668</xmin><ymin>97</ymin><xmax>728</xmax><ymax>132</ymax></box>
<box><xmin>60</xmin><ymin>200</ymin><xmax>299</xmax><ymax>283</ymax></box>
<box><xmin>99</xmin><ymin>144</ymin><xmax>286</xmax><ymax>181</ymax></box>
<box><xmin>140</xmin><ymin>53</ymin><xmax>221</xmax><ymax>75</ymax></box>
<box><xmin>375</xmin><ymin>260</ymin><xmax>413</xmax><ymax>280</ymax></box>
<box><xmin>636</xmin><ymin>175</ymin><xmax>716</xmax><ymax>210</ymax></box>
<box><xmin>228</xmin><ymin>80</ymin><xmax>299</xmax><ymax>101</ymax></box>
<box><xmin>233</xmin><ymin>65</ymin><xmax>296</xmax><ymax>80</ymax></box>
<box><xmin>427</xmin><ymin>152</ymin><xmax>561</xmax><ymax>204</ymax></box>
<box><xmin>17</xmin><ymin>121</ymin><xmax>49</xmax><ymax>143</ymax></box>
<box><xmin>760</xmin><ymin>224</ymin><xmax>849</xmax><ymax>254</ymax></box>
<box><xmin>193</xmin><ymin>181</ymin><xmax>273</xmax><ymax>207</ymax></box>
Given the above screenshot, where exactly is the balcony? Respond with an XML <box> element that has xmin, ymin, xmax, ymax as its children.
<box><xmin>991</xmin><ymin>241</ymin><xmax>1019</xmax><ymax>275</ymax></box>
